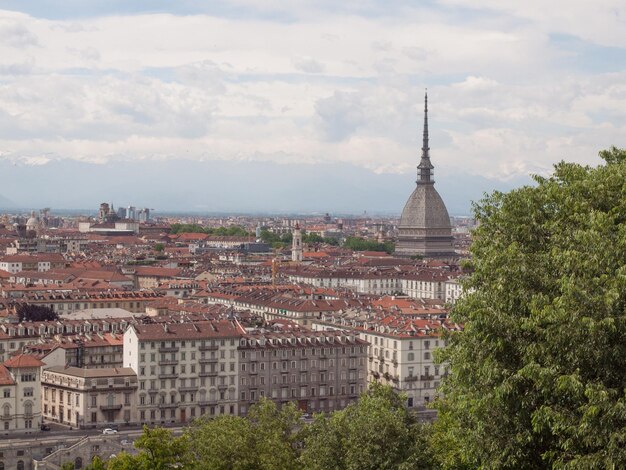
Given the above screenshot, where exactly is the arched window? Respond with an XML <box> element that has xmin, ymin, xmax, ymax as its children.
<box><xmin>75</xmin><ymin>457</ymin><xmax>83</xmax><ymax>469</ymax></box>
<box><xmin>24</xmin><ymin>402</ymin><xmax>33</xmax><ymax>417</ymax></box>
<box><xmin>17</xmin><ymin>461</ymin><xmax>24</xmax><ymax>470</ymax></box>
<box><xmin>0</xmin><ymin>461</ymin><xmax>5</xmax><ymax>470</ymax></box>
<box><xmin>2</xmin><ymin>404</ymin><xmax>10</xmax><ymax>418</ymax></box>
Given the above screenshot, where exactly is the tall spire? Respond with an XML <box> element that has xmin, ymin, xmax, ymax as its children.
<box><xmin>423</xmin><ymin>90</ymin><xmax>429</xmax><ymax>155</ymax></box>
<box><xmin>417</xmin><ymin>89</ymin><xmax>434</xmax><ymax>184</ymax></box>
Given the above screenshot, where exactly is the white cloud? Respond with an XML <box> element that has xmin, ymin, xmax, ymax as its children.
<box><xmin>0</xmin><ymin>3</ymin><xmax>624</xmax><ymax>185</ymax></box>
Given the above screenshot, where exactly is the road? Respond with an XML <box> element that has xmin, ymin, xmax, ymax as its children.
<box><xmin>0</xmin><ymin>424</ymin><xmax>184</xmax><ymax>448</ymax></box>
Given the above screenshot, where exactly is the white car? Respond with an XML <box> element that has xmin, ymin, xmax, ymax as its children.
<box><xmin>102</xmin><ymin>428</ymin><xmax>118</xmax><ymax>435</ymax></box>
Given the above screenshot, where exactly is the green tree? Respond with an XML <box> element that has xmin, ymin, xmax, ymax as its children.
<box><xmin>86</xmin><ymin>456</ymin><xmax>106</xmax><ymax>470</ymax></box>
<box><xmin>433</xmin><ymin>147</ymin><xmax>626</xmax><ymax>469</ymax></box>
<box><xmin>247</xmin><ymin>399</ymin><xmax>301</xmax><ymax>470</ymax></box>
<box><xmin>207</xmin><ymin>225</ymin><xmax>250</xmax><ymax>237</ymax></box>
<box><xmin>342</xmin><ymin>236</ymin><xmax>395</xmax><ymax>254</ymax></box>
<box><xmin>300</xmin><ymin>383</ymin><xmax>435</xmax><ymax>470</ymax></box>
<box><xmin>106</xmin><ymin>452</ymin><xmax>138</xmax><ymax>470</ymax></box>
<box><xmin>186</xmin><ymin>416</ymin><xmax>257</xmax><ymax>470</ymax></box>
<box><xmin>303</xmin><ymin>233</ymin><xmax>324</xmax><ymax>243</ymax></box>
<box><xmin>170</xmin><ymin>223</ymin><xmax>205</xmax><ymax>234</ymax></box>
<box><xmin>106</xmin><ymin>426</ymin><xmax>189</xmax><ymax>470</ymax></box>
<box><xmin>186</xmin><ymin>398</ymin><xmax>301</xmax><ymax>470</ymax></box>
<box><xmin>15</xmin><ymin>303</ymin><xmax>58</xmax><ymax>322</ymax></box>
<box><xmin>153</xmin><ymin>243</ymin><xmax>165</xmax><ymax>252</ymax></box>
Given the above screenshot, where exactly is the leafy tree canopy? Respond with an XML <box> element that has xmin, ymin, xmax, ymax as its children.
<box><xmin>170</xmin><ymin>224</ymin><xmax>251</xmax><ymax>236</ymax></box>
<box><xmin>343</xmin><ymin>236</ymin><xmax>394</xmax><ymax>254</ymax></box>
<box><xmin>185</xmin><ymin>398</ymin><xmax>301</xmax><ymax>470</ymax></box>
<box><xmin>300</xmin><ymin>383</ymin><xmax>435</xmax><ymax>470</ymax></box>
<box><xmin>107</xmin><ymin>426</ymin><xmax>189</xmax><ymax>470</ymax></box>
<box><xmin>16</xmin><ymin>303</ymin><xmax>58</xmax><ymax>322</ymax></box>
<box><xmin>433</xmin><ymin>147</ymin><xmax>626</xmax><ymax>469</ymax></box>
<box><xmin>102</xmin><ymin>386</ymin><xmax>434</xmax><ymax>470</ymax></box>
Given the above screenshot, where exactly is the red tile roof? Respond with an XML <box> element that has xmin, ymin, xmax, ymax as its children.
<box><xmin>0</xmin><ymin>364</ymin><xmax>15</xmax><ymax>385</ymax></box>
<box><xmin>4</xmin><ymin>353</ymin><xmax>45</xmax><ymax>368</ymax></box>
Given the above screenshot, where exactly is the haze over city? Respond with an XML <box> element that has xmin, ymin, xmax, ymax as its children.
<box><xmin>1</xmin><ymin>1</ymin><xmax>624</xmax><ymax>213</ymax></box>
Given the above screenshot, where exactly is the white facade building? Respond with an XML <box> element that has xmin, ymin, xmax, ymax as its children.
<box><xmin>0</xmin><ymin>354</ymin><xmax>44</xmax><ymax>435</ymax></box>
<box><xmin>313</xmin><ymin>315</ymin><xmax>461</xmax><ymax>410</ymax></box>
<box><xmin>123</xmin><ymin>320</ymin><xmax>244</xmax><ymax>425</ymax></box>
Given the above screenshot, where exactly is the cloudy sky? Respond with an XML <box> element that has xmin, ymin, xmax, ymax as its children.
<box><xmin>0</xmin><ymin>1</ymin><xmax>624</xmax><ymax>214</ymax></box>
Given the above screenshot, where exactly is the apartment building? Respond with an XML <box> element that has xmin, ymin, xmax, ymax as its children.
<box><xmin>313</xmin><ymin>314</ymin><xmax>461</xmax><ymax>409</ymax></box>
<box><xmin>238</xmin><ymin>329</ymin><xmax>368</xmax><ymax>416</ymax></box>
<box><xmin>0</xmin><ymin>254</ymin><xmax>66</xmax><ymax>274</ymax></box>
<box><xmin>123</xmin><ymin>319</ymin><xmax>244</xmax><ymax>425</ymax></box>
<box><xmin>10</xmin><ymin>291</ymin><xmax>161</xmax><ymax>315</ymax></box>
<box><xmin>283</xmin><ymin>266</ymin><xmax>463</xmax><ymax>302</ymax></box>
<box><xmin>0</xmin><ymin>354</ymin><xmax>44</xmax><ymax>435</ymax></box>
<box><xmin>0</xmin><ymin>318</ymin><xmax>131</xmax><ymax>364</ymax></box>
<box><xmin>25</xmin><ymin>332</ymin><xmax>124</xmax><ymax>369</ymax></box>
<box><xmin>41</xmin><ymin>366</ymin><xmax>138</xmax><ymax>429</ymax></box>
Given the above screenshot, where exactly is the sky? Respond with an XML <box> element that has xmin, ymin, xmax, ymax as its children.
<box><xmin>0</xmin><ymin>1</ymin><xmax>624</xmax><ymax>214</ymax></box>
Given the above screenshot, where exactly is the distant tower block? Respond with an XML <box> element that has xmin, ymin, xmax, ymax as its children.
<box><xmin>292</xmin><ymin>223</ymin><xmax>303</xmax><ymax>263</ymax></box>
<box><xmin>395</xmin><ymin>91</ymin><xmax>455</xmax><ymax>259</ymax></box>
<box><xmin>98</xmin><ymin>203</ymin><xmax>110</xmax><ymax>222</ymax></box>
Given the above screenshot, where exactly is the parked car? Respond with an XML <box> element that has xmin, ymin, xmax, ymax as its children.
<box><xmin>102</xmin><ymin>428</ymin><xmax>118</xmax><ymax>435</ymax></box>
<box><xmin>40</xmin><ymin>424</ymin><xmax>51</xmax><ymax>431</ymax></box>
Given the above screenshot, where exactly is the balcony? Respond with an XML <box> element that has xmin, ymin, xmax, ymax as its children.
<box><xmin>158</xmin><ymin>403</ymin><xmax>178</xmax><ymax>409</ymax></box>
<box><xmin>405</xmin><ymin>375</ymin><xmax>418</xmax><ymax>382</ymax></box>
<box><xmin>199</xmin><ymin>344</ymin><xmax>219</xmax><ymax>351</ymax></box>
<box><xmin>179</xmin><ymin>385</ymin><xmax>199</xmax><ymax>392</ymax></box>
<box><xmin>199</xmin><ymin>371</ymin><xmax>218</xmax><ymax>377</ymax></box>
<box><xmin>158</xmin><ymin>359</ymin><xmax>178</xmax><ymax>366</ymax></box>
<box><xmin>159</xmin><ymin>346</ymin><xmax>179</xmax><ymax>353</ymax></box>
<box><xmin>1</xmin><ymin>414</ymin><xmax>12</xmax><ymax>420</ymax></box>
<box><xmin>420</xmin><ymin>374</ymin><xmax>434</xmax><ymax>381</ymax></box>
<box><xmin>199</xmin><ymin>357</ymin><xmax>218</xmax><ymax>364</ymax></box>
<box><xmin>158</xmin><ymin>373</ymin><xmax>178</xmax><ymax>379</ymax></box>
<box><xmin>99</xmin><ymin>404</ymin><xmax>123</xmax><ymax>411</ymax></box>
<box><xmin>198</xmin><ymin>400</ymin><xmax>218</xmax><ymax>406</ymax></box>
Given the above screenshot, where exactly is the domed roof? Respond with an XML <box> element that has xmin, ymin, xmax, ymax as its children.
<box><xmin>26</xmin><ymin>216</ymin><xmax>38</xmax><ymax>229</ymax></box>
<box><xmin>399</xmin><ymin>184</ymin><xmax>451</xmax><ymax>229</ymax></box>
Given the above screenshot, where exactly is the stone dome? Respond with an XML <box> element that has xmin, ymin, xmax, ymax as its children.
<box><xmin>399</xmin><ymin>184</ymin><xmax>451</xmax><ymax>230</ymax></box>
<box><xmin>394</xmin><ymin>91</ymin><xmax>455</xmax><ymax>259</ymax></box>
<box><xmin>26</xmin><ymin>213</ymin><xmax>38</xmax><ymax>231</ymax></box>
